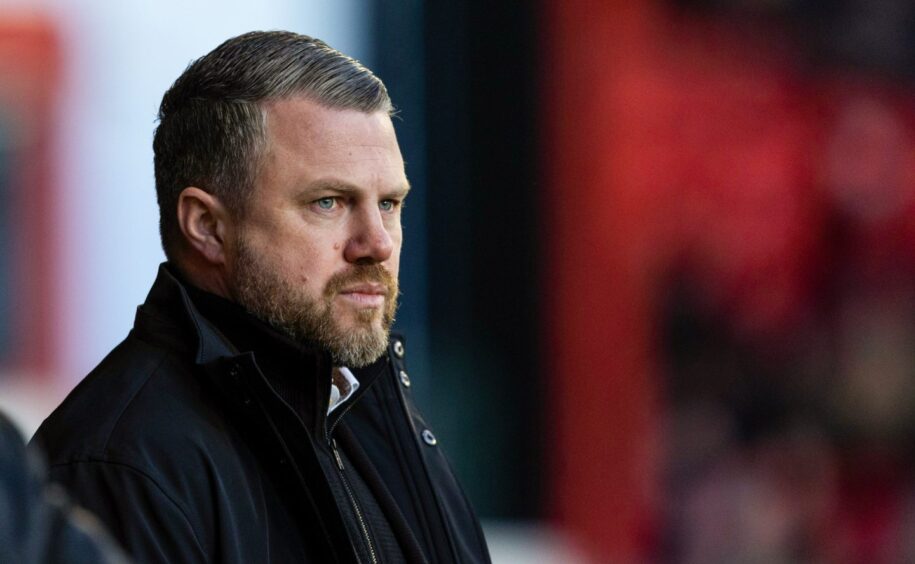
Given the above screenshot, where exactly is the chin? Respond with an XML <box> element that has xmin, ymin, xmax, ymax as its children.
<box><xmin>339</xmin><ymin>305</ymin><xmax>384</xmax><ymax>325</ymax></box>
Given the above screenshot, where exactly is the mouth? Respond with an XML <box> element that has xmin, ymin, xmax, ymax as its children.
<box><xmin>337</xmin><ymin>284</ymin><xmax>387</xmax><ymax>307</ymax></box>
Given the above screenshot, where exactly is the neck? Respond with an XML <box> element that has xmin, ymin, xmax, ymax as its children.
<box><xmin>171</xmin><ymin>258</ymin><xmax>234</xmax><ymax>302</ymax></box>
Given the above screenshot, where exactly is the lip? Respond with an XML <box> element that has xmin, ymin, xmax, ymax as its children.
<box><xmin>337</xmin><ymin>284</ymin><xmax>387</xmax><ymax>307</ymax></box>
<box><xmin>339</xmin><ymin>284</ymin><xmax>387</xmax><ymax>296</ymax></box>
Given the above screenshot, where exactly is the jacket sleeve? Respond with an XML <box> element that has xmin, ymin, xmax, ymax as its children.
<box><xmin>46</xmin><ymin>460</ymin><xmax>209</xmax><ymax>564</ymax></box>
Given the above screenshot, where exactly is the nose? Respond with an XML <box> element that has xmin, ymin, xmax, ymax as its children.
<box><xmin>343</xmin><ymin>208</ymin><xmax>395</xmax><ymax>264</ymax></box>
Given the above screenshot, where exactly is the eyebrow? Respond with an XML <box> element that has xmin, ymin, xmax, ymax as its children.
<box><xmin>298</xmin><ymin>179</ymin><xmax>412</xmax><ymax>199</ymax></box>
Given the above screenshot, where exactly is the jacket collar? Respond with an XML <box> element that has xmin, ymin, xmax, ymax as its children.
<box><xmin>133</xmin><ymin>263</ymin><xmax>240</xmax><ymax>364</ymax></box>
<box><xmin>133</xmin><ymin>263</ymin><xmax>392</xmax><ymax>432</ymax></box>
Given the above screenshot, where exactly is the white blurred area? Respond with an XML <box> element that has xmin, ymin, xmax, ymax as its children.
<box><xmin>483</xmin><ymin>522</ymin><xmax>590</xmax><ymax>564</ymax></box>
<box><xmin>0</xmin><ymin>0</ymin><xmax>370</xmax><ymax>433</ymax></box>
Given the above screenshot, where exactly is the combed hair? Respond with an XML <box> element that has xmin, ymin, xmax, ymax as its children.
<box><xmin>153</xmin><ymin>30</ymin><xmax>393</xmax><ymax>260</ymax></box>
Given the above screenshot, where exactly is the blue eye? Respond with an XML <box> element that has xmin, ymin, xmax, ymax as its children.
<box><xmin>379</xmin><ymin>200</ymin><xmax>396</xmax><ymax>212</ymax></box>
<box><xmin>316</xmin><ymin>197</ymin><xmax>336</xmax><ymax>210</ymax></box>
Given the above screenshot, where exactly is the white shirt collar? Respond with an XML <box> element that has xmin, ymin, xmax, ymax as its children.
<box><xmin>328</xmin><ymin>366</ymin><xmax>360</xmax><ymax>415</ymax></box>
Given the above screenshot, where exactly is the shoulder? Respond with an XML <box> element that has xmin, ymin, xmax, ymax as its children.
<box><xmin>32</xmin><ymin>332</ymin><xmax>223</xmax><ymax>473</ymax></box>
<box><xmin>31</xmin><ymin>334</ymin><xmax>233</xmax><ymax>558</ymax></box>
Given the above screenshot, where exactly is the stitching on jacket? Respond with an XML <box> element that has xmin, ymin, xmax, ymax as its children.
<box><xmin>48</xmin><ymin>458</ymin><xmax>210</xmax><ymax>563</ymax></box>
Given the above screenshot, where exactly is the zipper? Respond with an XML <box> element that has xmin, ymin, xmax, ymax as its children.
<box><xmin>332</xmin><ymin>437</ymin><xmax>379</xmax><ymax>564</ymax></box>
<box><xmin>236</xmin><ymin>357</ymin><xmax>376</xmax><ymax>562</ymax></box>
<box><xmin>326</xmin><ymin>398</ymin><xmax>360</xmax><ymax>442</ymax></box>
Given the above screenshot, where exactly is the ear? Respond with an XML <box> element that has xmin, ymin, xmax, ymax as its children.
<box><xmin>177</xmin><ymin>187</ymin><xmax>232</xmax><ymax>265</ymax></box>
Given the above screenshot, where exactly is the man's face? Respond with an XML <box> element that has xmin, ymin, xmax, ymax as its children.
<box><xmin>229</xmin><ymin>97</ymin><xmax>408</xmax><ymax>367</ymax></box>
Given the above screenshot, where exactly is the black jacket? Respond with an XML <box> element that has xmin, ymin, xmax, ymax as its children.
<box><xmin>31</xmin><ymin>265</ymin><xmax>490</xmax><ymax>563</ymax></box>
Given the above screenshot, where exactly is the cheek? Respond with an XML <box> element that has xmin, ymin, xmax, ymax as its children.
<box><xmin>387</xmin><ymin>246</ymin><xmax>402</xmax><ymax>279</ymax></box>
<box><xmin>268</xmin><ymin>241</ymin><xmax>323</xmax><ymax>284</ymax></box>
<box><xmin>289</xmin><ymin>244</ymin><xmax>341</xmax><ymax>283</ymax></box>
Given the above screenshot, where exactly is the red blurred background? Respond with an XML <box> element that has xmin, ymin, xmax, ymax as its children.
<box><xmin>547</xmin><ymin>1</ymin><xmax>915</xmax><ymax>562</ymax></box>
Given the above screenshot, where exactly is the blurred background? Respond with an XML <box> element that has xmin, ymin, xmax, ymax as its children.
<box><xmin>3</xmin><ymin>0</ymin><xmax>915</xmax><ymax>562</ymax></box>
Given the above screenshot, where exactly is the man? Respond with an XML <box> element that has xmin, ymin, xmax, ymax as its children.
<box><xmin>32</xmin><ymin>31</ymin><xmax>490</xmax><ymax>563</ymax></box>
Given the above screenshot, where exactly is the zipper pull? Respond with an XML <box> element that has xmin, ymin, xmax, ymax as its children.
<box><xmin>332</xmin><ymin>438</ymin><xmax>344</xmax><ymax>471</ymax></box>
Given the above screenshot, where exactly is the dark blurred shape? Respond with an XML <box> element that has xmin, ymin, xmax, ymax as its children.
<box><xmin>796</xmin><ymin>0</ymin><xmax>915</xmax><ymax>79</ymax></box>
<box><xmin>671</xmin><ymin>0</ymin><xmax>915</xmax><ymax>80</ymax></box>
<box><xmin>373</xmin><ymin>1</ymin><xmax>544</xmax><ymax>519</ymax></box>
<box><xmin>0</xmin><ymin>411</ymin><xmax>129</xmax><ymax>563</ymax></box>
<box><xmin>422</xmin><ymin>0</ymin><xmax>543</xmax><ymax>520</ymax></box>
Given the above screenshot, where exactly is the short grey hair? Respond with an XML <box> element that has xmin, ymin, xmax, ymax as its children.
<box><xmin>153</xmin><ymin>30</ymin><xmax>393</xmax><ymax>260</ymax></box>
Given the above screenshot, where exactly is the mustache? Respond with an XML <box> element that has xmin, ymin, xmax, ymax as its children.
<box><xmin>323</xmin><ymin>264</ymin><xmax>397</xmax><ymax>299</ymax></box>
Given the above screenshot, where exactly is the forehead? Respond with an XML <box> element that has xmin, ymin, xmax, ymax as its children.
<box><xmin>260</xmin><ymin>97</ymin><xmax>405</xmax><ymax>182</ymax></box>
